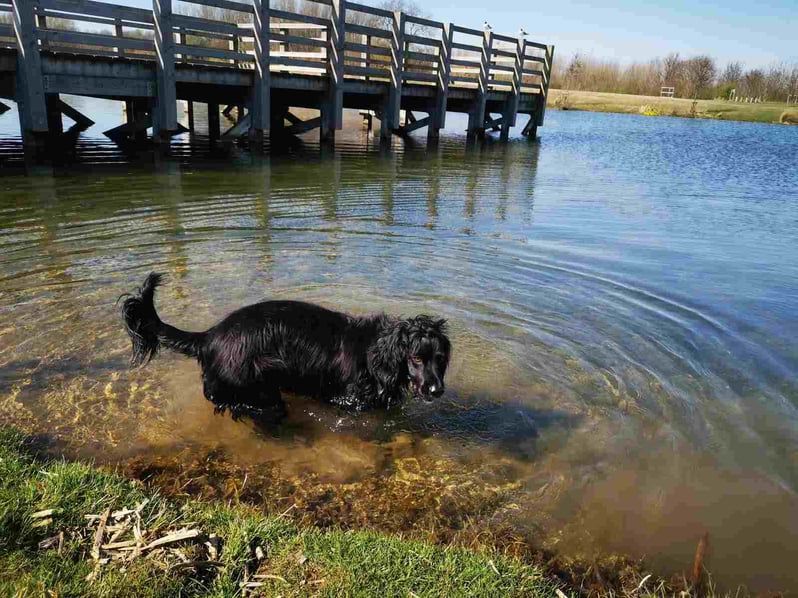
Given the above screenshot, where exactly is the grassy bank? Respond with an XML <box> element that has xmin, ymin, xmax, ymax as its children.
<box><xmin>0</xmin><ymin>427</ymin><xmax>555</xmax><ymax>597</ymax></box>
<box><xmin>548</xmin><ymin>89</ymin><xmax>797</xmax><ymax>124</ymax></box>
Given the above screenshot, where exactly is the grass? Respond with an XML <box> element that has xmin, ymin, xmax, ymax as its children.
<box><xmin>549</xmin><ymin>89</ymin><xmax>795</xmax><ymax>124</ymax></box>
<box><xmin>0</xmin><ymin>427</ymin><xmax>556</xmax><ymax>597</ymax></box>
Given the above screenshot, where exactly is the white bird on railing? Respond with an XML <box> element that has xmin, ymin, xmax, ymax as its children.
<box><xmin>518</xmin><ymin>28</ymin><xmax>528</xmax><ymax>38</ymax></box>
<box><xmin>483</xmin><ymin>21</ymin><xmax>492</xmax><ymax>32</ymax></box>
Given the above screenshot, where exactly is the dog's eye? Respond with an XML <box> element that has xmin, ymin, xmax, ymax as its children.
<box><xmin>411</xmin><ymin>356</ymin><xmax>423</xmax><ymax>365</ymax></box>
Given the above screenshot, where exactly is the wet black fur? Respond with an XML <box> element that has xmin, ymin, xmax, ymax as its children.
<box><xmin>120</xmin><ymin>273</ymin><xmax>451</xmax><ymax>421</ymax></box>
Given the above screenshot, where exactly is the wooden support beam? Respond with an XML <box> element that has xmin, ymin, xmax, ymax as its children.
<box><xmin>222</xmin><ymin>113</ymin><xmax>251</xmax><ymax>139</ymax></box>
<box><xmin>0</xmin><ymin>101</ymin><xmax>10</xmax><ymax>115</ymax></box>
<box><xmin>428</xmin><ymin>22</ymin><xmax>452</xmax><ymax>141</ymax></box>
<box><xmin>396</xmin><ymin>114</ymin><xmax>430</xmax><ymax>135</ymax></box>
<box><xmin>323</xmin><ymin>0</ymin><xmax>345</xmax><ymax>141</ymax></box>
<box><xmin>58</xmin><ymin>100</ymin><xmax>95</xmax><ymax>130</ymax></box>
<box><xmin>485</xmin><ymin>114</ymin><xmax>503</xmax><ymax>131</ymax></box>
<box><xmin>284</xmin><ymin>116</ymin><xmax>322</xmax><ymax>136</ymax></box>
<box><xmin>250</xmin><ymin>0</ymin><xmax>271</xmax><ymax>137</ymax></box>
<box><xmin>13</xmin><ymin>0</ymin><xmax>48</xmax><ymax>135</ymax></box>
<box><xmin>208</xmin><ymin>102</ymin><xmax>220</xmax><ymax>141</ymax></box>
<box><xmin>46</xmin><ymin>95</ymin><xmax>63</xmax><ymax>136</ymax></box>
<box><xmin>387</xmin><ymin>10</ymin><xmax>405</xmax><ymax>131</ymax></box>
<box><xmin>537</xmin><ymin>44</ymin><xmax>554</xmax><ymax>126</ymax></box>
<box><xmin>186</xmin><ymin>100</ymin><xmax>195</xmax><ymax>131</ymax></box>
<box><xmin>469</xmin><ymin>30</ymin><xmax>492</xmax><ymax>137</ymax></box>
<box><xmin>521</xmin><ymin>114</ymin><xmax>537</xmax><ymax>138</ymax></box>
<box><xmin>153</xmin><ymin>0</ymin><xmax>177</xmax><ymax>140</ymax></box>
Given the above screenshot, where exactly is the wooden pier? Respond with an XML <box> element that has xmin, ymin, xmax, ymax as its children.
<box><xmin>0</xmin><ymin>0</ymin><xmax>553</xmax><ymax>159</ymax></box>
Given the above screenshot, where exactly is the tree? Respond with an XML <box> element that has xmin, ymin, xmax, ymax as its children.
<box><xmin>740</xmin><ymin>69</ymin><xmax>766</xmax><ymax>99</ymax></box>
<box><xmin>565</xmin><ymin>53</ymin><xmax>585</xmax><ymax>90</ymax></box>
<box><xmin>661</xmin><ymin>53</ymin><xmax>682</xmax><ymax>89</ymax></box>
<box><xmin>720</xmin><ymin>61</ymin><xmax>743</xmax><ymax>85</ymax></box>
<box><xmin>683</xmin><ymin>55</ymin><xmax>716</xmax><ymax>99</ymax></box>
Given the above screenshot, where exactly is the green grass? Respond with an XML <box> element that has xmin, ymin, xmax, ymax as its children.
<box><xmin>0</xmin><ymin>427</ymin><xmax>555</xmax><ymax>597</ymax></box>
<box><xmin>549</xmin><ymin>89</ymin><xmax>793</xmax><ymax>124</ymax></box>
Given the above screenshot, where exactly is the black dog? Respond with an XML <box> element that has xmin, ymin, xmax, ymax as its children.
<box><xmin>121</xmin><ymin>273</ymin><xmax>451</xmax><ymax>421</ymax></box>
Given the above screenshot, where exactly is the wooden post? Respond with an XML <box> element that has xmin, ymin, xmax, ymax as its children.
<box><xmin>537</xmin><ymin>44</ymin><xmax>554</xmax><ymax>126</ymax></box>
<box><xmin>208</xmin><ymin>102</ymin><xmax>220</xmax><ymax>142</ymax></box>
<box><xmin>187</xmin><ymin>101</ymin><xmax>195</xmax><ymax>132</ymax></box>
<box><xmin>428</xmin><ymin>23</ymin><xmax>452</xmax><ymax>142</ymax></box>
<box><xmin>153</xmin><ymin>0</ymin><xmax>177</xmax><ymax>141</ymax></box>
<box><xmin>387</xmin><ymin>11</ymin><xmax>405</xmax><ymax>132</ymax></box>
<box><xmin>470</xmin><ymin>30</ymin><xmax>492</xmax><ymax>137</ymax></box>
<box><xmin>115</xmin><ymin>18</ymin><xmax>125</xmax><ymax>57</ymax></box>
<box><xmin>500</xmin><ymin>37</ymin><xmax>523</xmax><ymax>141</ymax></box>
<box><xmin>45</xmin><ymin>94</ymin><xmax>62</xmax><ymax>135</ymax></box>
<box><xmin>250</xmin><ymin>0</ymin><xmax>270</xmax><ymax>138</ymax></box>
<box><xmin>13</xmin><ymin>0</ymin><xmax>48</xmax><ymax>139</ymax></box>
<box><xmin>322</xmin><ymin>0</ymin><xmax>345</xmax><ymax>142</ymax></box>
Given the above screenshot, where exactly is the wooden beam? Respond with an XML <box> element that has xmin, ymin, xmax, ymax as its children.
<box><xmin>153</xmin><ymin>0</ymin><xmax>177</xmax><ymax>140</ymax></box>
<box><xmin>428</xmin><ymin>22</ymin><xmax>452</xmax><ymax>140</ymax></box>
<box><xmin>13</xmin><ymin>0</ymin><xmax>48</xmax><ymax>133</ymax></box>
<box><xmin>283</xmin><ymin>115</ymin><xmax>322</xmax><ymax>136</ymax></box>
<box><xmin>537</xmin><ymin>44</ymin><xmax>554</xmax><ymax>126</ymax></box>
<box><xmin>208</xmin><ymin>102</ymin><xmax>220</xmax><ymax>141</ymax></box>
<box><xmin>221</xmin><ymin>113</ymin><xmax>251</xmax><ymax>138</ymax></box>
<box><xmin>469</xmin><ymin>29</ymin><xmax>492</xmax><ymax>136</ymax></box>
<box><xmin>396</xmin><ymin>114</ymin><xmax>430</xmax><ymax>135</ymax></box>
<box><xmin>250</xmin><ymin>0</ymin><xmax>270</xmax><ymax>136</ymax></box>
<box><xmin>58</xmin><ymin>99</ymin><xmax>95</xmax><ymax>129</ymax></box>
<box><xmin>324</xmin><ymin>0</ymin><xmax>345</xmax><ymax>136</ymax></box>
<box><xmin>387</xmin><ymin>10</ymin><xmax>404</xmax><ymax>131</ymax></box>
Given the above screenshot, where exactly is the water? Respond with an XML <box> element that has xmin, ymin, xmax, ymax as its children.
<box><xmin>1</xmin><ymin>99</ymin><xmax>797</xmax><ymax>592</ymax></box>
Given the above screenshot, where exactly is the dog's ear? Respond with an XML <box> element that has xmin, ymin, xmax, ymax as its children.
<box><xmin>368</xmin><ymin>320</ymin><xmax>410</xmax><ymax>393</ymax></box>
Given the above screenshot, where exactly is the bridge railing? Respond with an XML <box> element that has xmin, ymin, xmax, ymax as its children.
<box><xmin>0</xmin><ymin>1</ymin><xmax>15</xmax><ymax>49</ymax></box>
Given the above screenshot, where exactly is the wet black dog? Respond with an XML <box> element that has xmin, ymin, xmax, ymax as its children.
<box><xmin>121</xmin><ymin>273</ymin><xmax>451</xmax><ymax>421</ymax></box>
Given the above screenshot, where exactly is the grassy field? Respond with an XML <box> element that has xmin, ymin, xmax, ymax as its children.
<box><xmin>548</xmin><ymin>89</ymin><xmax>798</xmax><ymax>124</ymax></box>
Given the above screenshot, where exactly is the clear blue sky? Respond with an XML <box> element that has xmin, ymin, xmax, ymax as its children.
<box><xmin>119</xmin><ymin>0</ymin><xmax>796</xmax><ymax>68</ymax></box>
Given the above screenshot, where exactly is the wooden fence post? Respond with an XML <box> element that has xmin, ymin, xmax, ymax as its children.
<box><xmin>251</xmin><ymin>0</ymin><xmax>270</xmax><ymax>137</ymax></box>
<box><xmin>115</xmin><ymin>18</ymin><xmax>124</xmax><ymax>57</ymax></box>
<box><xmin>322</xmin><ymin>0</ymin><xmax>345</xmax><ymax>141</ymax></box>
<box><xmin>153</xmin><ymin>0</ymin><xmax>177</xmax><ymax>141</ymax></box>
<box><xmin>386</xmin><ymin>10</ymin><xmax>404</xmax><ymax>133</ymax></box>
<box><xmin>428</xmin><ymin>23</ymin><xmax>452</xmax><ymax>141</ymax></box>
<box><xmin>13</xmin><ymin>0</ymin><xmax>48</xmax><ymax>139</ymax></box>
<box><xmin>537</xmin><ymin>44</ymin><xmax>554</xmax><ymax>126</ymax></box>
<box><xmin>469</xmin><ymin>29</ymin><xmax>492</xmax><ymax>136</ymax></box>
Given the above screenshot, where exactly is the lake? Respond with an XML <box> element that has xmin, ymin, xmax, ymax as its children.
<box><xmin>1</xmin><ymin>100</ymin><xmax>797</xmax><ymax>592</ymax></box>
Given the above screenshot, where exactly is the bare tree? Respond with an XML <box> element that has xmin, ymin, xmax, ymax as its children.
<box><xmin>740</xmin><ymin>69</ymin><xmax>765</xmax><ymax>99</ymax></box>
<box><xmin>683</xmin><ymin>55</ymin><xmax>716</xmax><ymax>99</ymax></box>
<box><xmin>720</xmin><ymin>61</ymin><xmax>743</xmax><ymax>85</ymax></box>
<box><xmin>661</xmin><ymin>53</ymin><xmax>682</xmax><ymax>89</ymax></box>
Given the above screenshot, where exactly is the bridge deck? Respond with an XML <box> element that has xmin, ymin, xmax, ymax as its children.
<box><xmin>2</xmin><ymin>0</ymin><xmax>554</xmax><ymax>159</ymax></box>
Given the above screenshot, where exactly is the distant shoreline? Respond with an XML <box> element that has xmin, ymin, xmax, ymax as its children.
<box><xmin>548</xmin><ymin>89</ymin><xmax>798</xmax><ymax>125</ymax></box>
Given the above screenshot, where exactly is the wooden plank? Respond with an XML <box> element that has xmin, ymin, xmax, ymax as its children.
<box><xmin>404</xmin><ymin>49</ymin><xmax>436</xmax><ymax>63</ymax></box>
<box><xmin>272</xmin><ymin>56</ymin><xmax>324</xmax><ymax>69</ymax></box>
<box><xmin>491</xmin><ymin>32</ymin><xmax>516</xmax><ymax>43</ymax></box>
<box><xmin>176</xmin><ymin>43</ymin><xmax>252</xmax><ymax>62</ymax></box>
<box><xmin>251</xmin><ymin>0</ymin><xmax>269</xmax><ymax>133</ymax></box>
<box><xmin>345</xmin><ymin>23</ymin><xmax>390</xmax><ymax>40</ymax></box>
<box><xmin>450</xmin><ymin>24</ymin><xmax>481</xmax><ymax>37</ymax></box>
<box><xmin>401</xmin><ymin>71</ymin><xmax>436</xmax><ymax>82</ymax></box>
<box><xmin>451</xmin><ymin>41</ymin><xmax>480</xmax><ymax>53</ymax></box>
<box><xmin>172</xmin><ymin>14</ymin><xmax>240</xmax><ymax>35</ymax></box>
<box><xmin>343</xmin><ymin>65</ymin><xmax>387</xmax><ymax>78</ymax></box>
<box><xmin>344</xmin><ymin>41</ymin><xmax>390</xmax><ymax>56</ymax></box>
<box><xmin>397</xmin><ymin>114</ymin><xmax>429</xmax><ymax>134</ymax></box>
<box><xmin>153</xmin><ymin>0</ymin><xmax>177</xmax><ymax>137</ymax></box>
<box><xmin>39</xmin><ymin>29</ymin><xmax>154</xmax><ymax>51</ymax></box>
<box><xmin>490</xmin><ymin>63</ymin><xmax>514</xmax><ymax>72</ymax></box>
<box><xmin>39</xmin><ymin>0</ymin><xmax>153</xmax><ymax>24</ymax></box>
<box><xmin>13</xmin><ymin>0</ymin><xmax>49</xmax><ymax>132</ymax></box>
<box><xmin>268</xmin><ymin>21</ymin><xmax>326</xmax><ymax>30</ymax></box>
<box><xmin>404</xmin><ymin>34</ymin><xmax>439</xmax><ymax>48</ymax></box>
<box><xmin>283</xmin><ymin>115</ymin><xmax>321</xmax><ymax>135</ymax></box>
<box><xmin>271</xmin><ymin>50</ymin><xmax>325</xmax><ymax>58</ymax></box>
<box><xmin>525</xmin><ymin>40</ymin><xmax>548</xmax><ymax>51</ymax></box>
<box><xmin>522</xmin><ymin>68</ymin><xmax>544</xmax><ymax>77</ymax></box>
<box><xmin>469</xmin><ymin>29</ymin><xmax>491</xmax><ymax>134</ymax></box>
<box><xmin>449</xmin><ymin>57</ymin><xmax>478</xmax><ymax>67</ymax></box>
<box><xmin>179</xmin><ymin>0</ymin><xmax>253</xmax><ymax>14</ymax></box>
<box><xmin>268</xmin><ymin>8</ymin><xmax>328</xmax><ymax>26</ymax></box>
<box><xmin>537</xmin><ymin>44</ymin><xmax>553</xmax><ymax>125</ymax></box>
<box><xmin>344</xmin><ymin>1</ymin><xmax>391</xmax><ymax>19</ymax></box>
<box><xmin>404</xmin><ymin>14</ymin><xmax>443</xmax><ymax>29</ymax></box>
<box><xmin>269</xmin><ymin>32</ymin><xmax>327</xmax><ymax>48</ymax></box>
<box><xmin>449</xmin><ymin>74</ymin><xmax>477</xmax><ymax>83</ymax></box>
<box><xmin>58</xmin><ymin>98</ymin><xmax>95</xmax><ymax>127</ymax></box>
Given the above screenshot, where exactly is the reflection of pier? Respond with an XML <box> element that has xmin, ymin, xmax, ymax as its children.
<box><xmin>1</xmin><ymin>0</ymin><xmax>553</xmax><ymax>163</ymax></box>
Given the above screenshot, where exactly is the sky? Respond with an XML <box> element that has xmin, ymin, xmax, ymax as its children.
<box><xmin>116</xmin><ymin>0</ymin><xmax>796</xmax><ymax>68</ymax></box>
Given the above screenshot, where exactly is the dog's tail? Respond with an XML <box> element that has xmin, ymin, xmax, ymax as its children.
<box><xmin>120</xmin><ymin>272</ymin><xmax>206</xmax><ymax>366</ymax></box>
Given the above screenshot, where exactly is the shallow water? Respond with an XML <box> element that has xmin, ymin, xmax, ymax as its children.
<box><xmin>1</xmin><ymin>100</ymin><xmax>798</xmax><ymax>591</ymax></box>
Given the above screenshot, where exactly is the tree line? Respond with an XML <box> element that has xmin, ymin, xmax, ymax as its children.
<box><xmin>552</xmin><ymin>52</ymin><xmax>798</xmax><ymax>102</ymax></box>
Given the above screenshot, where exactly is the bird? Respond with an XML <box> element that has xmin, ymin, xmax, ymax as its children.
<box><xmin>483</xmin><ymin>21</ymin><xmax>492</xmax><ymax>32</ymax></box>
<box><xmin>518</xmin><ymin>27</ymin><xmax>528</xmax><ymax>38</ymax></box>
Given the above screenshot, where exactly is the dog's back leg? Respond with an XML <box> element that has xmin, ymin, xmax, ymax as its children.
<box><xmin>202</xmin><ymin>370</ymin><xmax>286</xmax><ymax>423</ymax></box>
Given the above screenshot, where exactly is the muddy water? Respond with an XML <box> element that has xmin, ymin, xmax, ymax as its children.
<box><xmin>1</xmin><ymin>104</ymin><xmax>798</xmax><ymax>591</ymax></box>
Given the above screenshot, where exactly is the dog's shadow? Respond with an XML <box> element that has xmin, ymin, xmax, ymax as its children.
<box><xmin>248</xmin><ymin>392</ymin><xmax>581</xmax><ymax>463</ymax></box>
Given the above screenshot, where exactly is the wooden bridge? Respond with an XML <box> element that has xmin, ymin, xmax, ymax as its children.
<box><xmin>1</xmin><ymin>0</ymin><xmax>554</xmax><ymax>158</ymax></box>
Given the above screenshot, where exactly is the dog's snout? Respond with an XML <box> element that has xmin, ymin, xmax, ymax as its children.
<box><xmin>429</xmin><ymin>383</ymin><xmax>445</xmax><ymax>397</ymax></box>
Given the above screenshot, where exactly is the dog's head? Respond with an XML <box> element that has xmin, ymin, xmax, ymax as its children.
<box><xmin>370</xmin><ymin>315</ymin><xmax>451</xmax><ymax>402</ymax></box>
